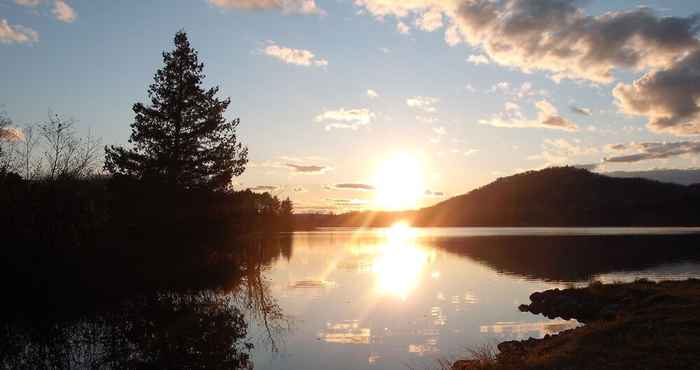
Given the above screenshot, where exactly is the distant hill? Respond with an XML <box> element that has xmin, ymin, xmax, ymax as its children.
<box><xmin>604</xmin><ymin>168</ymin><xmax>700</xmax><ymax>186</ymax></box>
<box><xmin>295</xmin><ymin>167</ymin><xmax>700</xmax><ymax>228</ymax></box>
<box><xmin>415</xmin><ymin>167</ymin><xmax>700</xmax><ymax>226</ymax></box>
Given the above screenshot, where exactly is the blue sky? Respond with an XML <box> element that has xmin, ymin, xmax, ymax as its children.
<box><xmin>2</xmin><ymin>0</ymin><xmax>700</xmax><ymax>212</ymax></box>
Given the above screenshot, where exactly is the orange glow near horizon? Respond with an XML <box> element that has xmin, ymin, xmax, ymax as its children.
<box><xmin>373</xmin><ymin>152</ymin><xmax>426</xmax><ymax>211</ymax></box>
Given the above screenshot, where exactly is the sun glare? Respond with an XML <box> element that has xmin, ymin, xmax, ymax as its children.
<box><xmin>371</xmin><ymin>222</ymin><xmax>430</xmax><ymax>300</ymax></box>
<box><xmin>373</xmin><ymin>153</ymin><xmax>425</xmax><ymax>211</ymax></box>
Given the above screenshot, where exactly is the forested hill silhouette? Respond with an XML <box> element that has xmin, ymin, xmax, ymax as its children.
<box><xmin>295</xmin><ymin>167</ymin><xmax>700</xmax><ymax>228</ymax></box>
<box><xmin>415</xmin><ymin>167</ymin><xmax>700</xmax><ymax>226</ymax></box>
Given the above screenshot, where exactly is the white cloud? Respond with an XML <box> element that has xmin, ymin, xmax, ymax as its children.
<box><xmin>366</xmin><ymin>89</ymin><xmax>379</xmax><ymax>98</ymax></box>
<box><xmin>397</xmin><ymin>20</ymin><xmax>411</xmax><ymax>34</ymax></box>
<box><xmin>415</xmin><ymin>6</ymin><xmax>443</xmax><ymax>32</ymax></box>
<box><xmin>407</xmin><ymin>96</ymin><xmax>439</xmax><ymax>113</ymax></box>
<box><xmin>416</xmin><ymin>115</ymin><xmax>437</xmax><ymax>124</ymax></box>
<box><xmin>354</xmin><ymin>0</ymin><xmax>700</xmax><ymax>86</ymax></box>
<box><xmin>53</xmin><ymin>0</ymin><xmax>76</xmax><ymax>23</ymax></box>
<box><xmin>209</xmin><ymin>0</ymin><xmax>322</xmax><ymax>15</ymax></box>
<box><xmin>463</xmin><ymin>148</ymin><xmax>479</xmax><ymax>156</ymax></box>
<box><xmin>0</xmin><ymin>19</ymin><xmax>38</xmax><ymax>44</ymax></box>
<box><xmin>444</xmin><ymin>23</ymin><xmax>462</xmax><ymax>46</ymax></box>
<box><xmin>315</xmin><ymin>108</ymin><xmax>376</xmax><ymax>130</ymax></box>
<box><xmin>529</xmin><ymin>138</ymin><xmax>599</xmax><ymax>166</ymax></box>
<box><xmin>14</xmin><ymin>0</ymin><xmax>42</xmax><ymax>6</ymax></box>
<box><xmin>480</xmin><ymin>100</ymin><xmax>578</xmax><ymax>131</ymax></box>
<box><xmin>489</xmin><ymin>81</ymin><xmax>547</xmax><ymax>99</ymax></box>
<box><xmin>454</xmin><ymin>1</ymin><xmax>700</xmax><ymax>84</ymax></box>
<box><xmin>262</xmin><ymin>42</ymin><xmax>328</xmax><ymax>67</ymax></box>
<box><xmin>467</xmin><ymin>54</ymin><xmax>489</xmax><ymax>65</ymax></box>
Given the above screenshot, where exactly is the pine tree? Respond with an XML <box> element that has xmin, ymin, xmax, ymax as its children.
<box><xmin>105</xmin><ymin>31</ymin><xmax>248</xmax><ymax>191</ymax></box>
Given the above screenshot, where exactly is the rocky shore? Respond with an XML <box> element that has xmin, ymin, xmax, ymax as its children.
<box><xmin>452</xmin><ymin>279</ymin><xmax>700</xmax><ymax>370</ymax></box>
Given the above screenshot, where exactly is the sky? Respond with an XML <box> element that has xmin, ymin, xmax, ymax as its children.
<box><xmin>2</xmin><ymin>0</ymin><xmax>700</xmax><ymax>212</ymax></box>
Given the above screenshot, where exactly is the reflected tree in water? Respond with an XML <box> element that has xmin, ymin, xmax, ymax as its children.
<box><xmin>0</xmin><ymin>236</ymin><xmax>293</xmax><ymax>369</ymax></box>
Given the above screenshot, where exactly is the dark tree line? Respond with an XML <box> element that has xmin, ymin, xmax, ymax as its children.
<box><xmin>0</xmin><ymin>31</ymin><xmax>294</xmax><ymax>315</ymax></box>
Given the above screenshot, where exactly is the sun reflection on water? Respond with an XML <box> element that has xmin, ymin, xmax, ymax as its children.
<box><xmin>372</xmin><ymin>222</ymin><xmax>433</xmax><ymax>300</ymax></box>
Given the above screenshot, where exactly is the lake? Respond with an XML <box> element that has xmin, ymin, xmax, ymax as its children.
<box><xmin>3</xmin><ymin>227</ymin><xmax>700</xmax><ymax>369</ymax></box>
<box><xmin>250</xmin><ymin>227</ymin><xmax>700</xmax><ymax>370</ymax></box>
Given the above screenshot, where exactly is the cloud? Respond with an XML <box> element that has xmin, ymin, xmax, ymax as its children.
<box><xmin>355</xmin><ymin>0</ymin><xmax>700</xmax><ymax>84</ymax></box>
<box><xmin>53</xmin><ymin>0</ymin><xmax>76</xmax><ymax>23</ymax></box>
<box><xmin>397</xmin><ymin>20</ymin><xmax>411</xmax><ymax>34</ymax></box>
<box><xmin>285</xmin><ymin>163</ymin><xmax>330</xmax><ymax>174</ymax></box>
<box><xmin>613</xmin><ymin>49</ymin><xmax>700</xmax><ymax>136</ymax></box>
<box><xmin>0</xmin><ymin>127</ymin><xmax>25</xmax><ymax>141</ymax></box>
<box><xmin>415</xmin><ymin>6</ymin><xmax>443</xmax><ymax>32</ymax></box>
<box><xmin>248</xmin><ymin>185</ymin><xmax>281</xmax><ymax>192</ymax></box>
<box><xmin>0</xmin><ymin>19</ymin><xmax>39</xmax><ymax>44</ymax></box>
<box><xmin>467</xmin><ymin>54</ymin><xmax>489</xmax><ymax>65</ymax></box>
<box><xmin>416</xmin><ymin>116</ymin><xmax>437</xmax><ymax>124</ymax></box>
<box><xmin>529</xmin><ymin>138</ymin><xmax>599</xmax><ymax>166</ymax></box>
<box><xmin>315</xmin><ymin>108</ymin><xmax>375</xmax><ymax>130</ymax></box>
<box><xmin>463</xmin><ymin>148</ymin><xmax>479</xmax><ymax>156</ymax></box>
<box><xmin>480</xmin><ymin>100</ymin><xmax>578</xmax><ymax>131</ymax></box>
<box><xmin>208</xmin><ymin>0</ymin><xmax>322</xmax><ymax>15</ymax></box>
<box><xmin>454</xmin><ymin>2</ymin><xmax>700</xmax><ymax>83</ymax></box>
<box><xmin>407</xmin><ymin>96</ymin><xmax>439</xmax><ymax>113</ymax></box>
<box><xmin>445</xmin><ymin>23</ymin><xmax>462</xmax><ymax>46</ymax></box>
<box><xmin>262</xmin><ymin>42</ymin><xmax>328</xmax><ymax>67</ymax></box>
<box><xmin>14</xmin><ymin>0</ymin><xmax>41</xmax><ymax>6</ymax></box>
<box><xmin>367</xmin><ymin>89</ymin><xmax>379</xmax><ymax>98</ymax></box>
<box><xmin>326</xmin><ymin>183</ymin><xmax>376</xmax><ymax>191</ymax></box>
<box><xmin>570</xmin><ymin>105</ymin><xmax>593</xmax><ymax>116</ymax></box>
<box><xmin>326</xmin><ymin>198</ymin><xmax>369</xmax><ymax>207</ymax></box>
<box><xmin>292</xmin><ymin>186</ymin><xmax>308</xmax><ymax>192</ymax></box>
<box><xmin>604</xmin><ymin>141</ymin><xmax>700</xmax><ymax>163</ymax></box>
<box><xmin>489</xmin><ymin>81</ymin><xmax>547</xmax><ymax>99</ymax></box>
<box><xmin>424</xmin><ymin>189</ymin><xmax>445</xmax><ymax>197</ymax></box>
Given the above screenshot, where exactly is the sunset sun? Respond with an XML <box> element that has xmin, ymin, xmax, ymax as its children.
<box><xmin>374</xmin><ymin>153</ymin><xmax>425</xmax><ymax>211</ymax></box>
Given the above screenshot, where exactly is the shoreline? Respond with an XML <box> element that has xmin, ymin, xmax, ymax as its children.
<box><xmin>453</xmin><ymin>279</ymin><xmax>700</xmax><ymax>370</ymax></box>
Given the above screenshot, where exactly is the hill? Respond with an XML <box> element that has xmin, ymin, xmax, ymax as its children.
<box><xmin>295</xmin><ymin>167</ymin><xmax>700</xmax><ymax>228</ymax></box>
<box><xmin>415</xmin><ymin>167</ymin><xmax>700</xmax><ymax>226</ymax></box>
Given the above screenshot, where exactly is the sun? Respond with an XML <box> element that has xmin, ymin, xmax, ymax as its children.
<box><xmin>373</xmin><ymin>152</ymin><xmax>425</xmax><ymax>211</ymax></box>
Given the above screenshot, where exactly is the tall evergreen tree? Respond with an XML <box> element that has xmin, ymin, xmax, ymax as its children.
<box><xmin>105</xmin><ymin>31</ymin><xmax>248</xmax><ymax>191</ymax></box>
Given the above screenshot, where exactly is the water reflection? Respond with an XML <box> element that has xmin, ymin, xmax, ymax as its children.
<box><xmin>320</xmin><ymin>320</ymin><xmax>371</xmax><ymax>344</ymax></box>
<box><xmin>253</xmin><ymin>228</ymin><xmax>700</xmax><ymax>370</ymax></box>
<box><xmin>434</xmin><ymin>234</ymin><xmax>700</xmax><ymax>282</ymax></box>
<box><xmin>372</xmin><ymin>224</ymin><xmax>433</xmax><ymax>299</ymax></box>
<box><xmin>0</xmin><ymin>237</ymin><xmax>292</xmax><ymax>369</ymax></box>
<box><xmin>6</xmin><ymin>229</ymin><xmax>700</xmax><ymax>370</ymax></box>
<box><xmin>480</xmin><ymin>320</ymin><xmax>580</xmax><ymax>339</ymax></box>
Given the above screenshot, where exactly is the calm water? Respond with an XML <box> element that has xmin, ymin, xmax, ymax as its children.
<box><xmin>250</xmin><ymin>227</ymin><xmax>700</xmax><ymax>370</ymax></box>
<box><xmin>4</xmin><ymin>227</ymin><xmax>700</xmax><ymax>369</ymax></box>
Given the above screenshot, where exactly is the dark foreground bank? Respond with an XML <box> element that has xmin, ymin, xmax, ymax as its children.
<box><xmin>452</xmin><ymin>279</ymin><xmax>700</xmax><ymax>370</ymax></box>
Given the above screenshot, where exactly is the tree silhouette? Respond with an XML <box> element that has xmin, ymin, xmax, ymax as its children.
<box><xmin>105</xmin><ymin>31</ymin><xmax>248</xmax><ymax>191</ymax></box>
